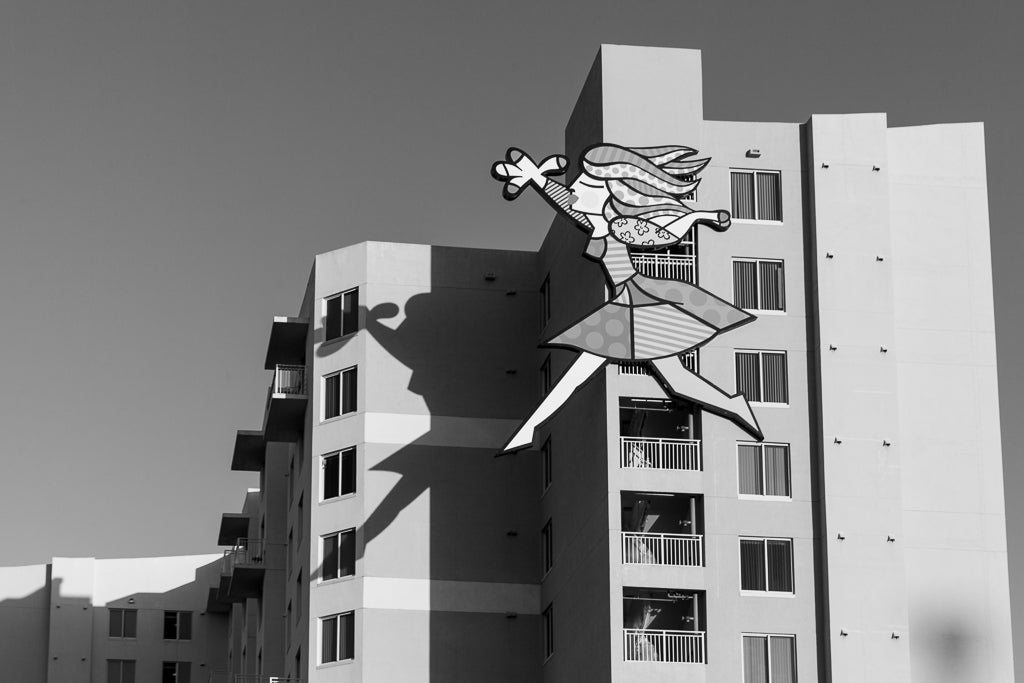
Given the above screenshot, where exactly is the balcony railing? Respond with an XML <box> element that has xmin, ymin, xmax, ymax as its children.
<box><xmin>618</xmin><ymin>350</ymin><xmax>698</xmax><ymax>376</ymax></box>
<box><xmin>623</xmin><ymin>629</ymin><xmax>705</xmax><ymax>663</ymax></box>
<box><xmin>273</xmin><ymin>364</ymin><xmax>306</xmax><ymax>395</ymax></box>
<box><xmin>620</xmin><ymin>437</ymin><xmax>702</xmax><ymax>471</ymax></box>
<box><xmin>222</xmin><ymin>538</ymin><xmax>266</xmax><ymax>574</ymax></box>
<box><xmin>621</xmin><ymin>532</ymin><xmax>703</xmax><ymax>566</ymax></box>
<box><xmin>631</xmin><ymin>254</ymin><xmax>696</xmax><ymax>283</ymax></box>
<box><xmin>230</xmin><ymin>677</ymin><xmax>302</xmax><ymax>683</ymax></box>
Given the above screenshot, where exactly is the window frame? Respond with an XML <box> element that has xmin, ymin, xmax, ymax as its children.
<box><xmin>322</xmin><ymin>447</ymin><xmax>357</xmax><ymax>502</ymax></box>
<box><xmin>162</xmin><ymin>610</ymin><xmax>192</xmax><ymax>641</ymax></box>
<box><xmin>741</xmin><ymin>633</ymin><xmax>797</xmax><ymax>683</ymax></box>
<box><xmin>730</xmin><ymin>168</ymin><xmax>783</xmax><ymax>223</ymax></box>
<box><xmin>324</xmin><ymin>287</ymin><xmax>359</xmax><ymax>342</ymax></box>
<box><xmin>108</xmin><ymin>608</ymin><xmax>137</xmax><ymax>639</ymax></box>
<box><xmin>737</xmin><ymin>442</ymin><xmax>792</xmax><ymax>501</ymax></box>
<box><xmin>319</xmin><ymin>611</ymin><xmax>355</xmax><ymax>666</ymax></box>
<box><xmin>541</xmin><ymin>437</ymin><xmax>552</xmax><ymax>494</ymax></box>
<box><xmin>539</xmin><ymin>275</ymin><xmax>551</xmax><ymax>329</ymax></box>
<box><xmin>540</xmin><ymin>355</ymin><xmax>552</xmax><ymax>396</ymax></box>
<box><xmin>322</xmin><ymin>366</ymin><xmax>357</xmax><ymax>421</ymax></box>
<box><xmin>160</xmin><ymin>661</ymin><xmax>191</xmax><ymax>683</ymax></box>
<box><xmin>106</xmin><ymin>659</ymin><xmax>136</xmax><ymax>683</ymax></box>
<box><xmin>735</xmin><ymin>350</ymin><xmax>789</xmax><ymax>407</ymax></box>
<box><xmin>320</xmin><ymin>528</ymin><xmax>356</xmax><ymax>583</ymax></box>
<box><xmin>541</xmin><ymin>518</ymin><xmax>553</xmax><ymax>577</ymax></box>
<box><xmin>542</xmin><ymin>603</ymin><xmax>554</xmax><ymax>662</ymax></box>
<box><xmin>732</xmin><ymin>258</ymin><xmax>786</xmax><ymax>314</ymax></box>
<box><xmin>739</xmin><ymin>537</ymin><xmax>795</xmax><ymax>596</ymax></box>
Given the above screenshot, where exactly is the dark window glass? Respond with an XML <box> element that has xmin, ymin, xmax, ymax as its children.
<box><xmin>742</xmin><ymin>636</ymin><xmax>768</xmax><ymax>683</ymax></box>
<box><xmin>756</xmin><ymin>172</ymin><xmax>782</xmax><ymax>221</ymax></box>
<box><xmin>769</xmin><ymin>635</ymin><xmax>796</xmax><ymax>683</ymax></box>
<box><xmin>107</xmin><ymin>660</ymin><xmax>135</xmax><ymax>683</ymax></box>
<box><xmin>163</xmin><ymin>611</ymin><xmax>176</xmax><ymax>639</ymax></box>
<box><xmin>762</xmin><ymin>352</ymin><xmax>788</xmax><ymax>404</ymax></box>
<box><xmin>324</xmin><ymin>374</ymin><xmax>340</xmax><ymax>419</ymax></box>
<box><xmin>733</xmin><ymin>260</ymin><xmax>759</xmax><ymax>309</ymax></box>
<box><xmin>738</xmin><ymin>444</ymin><xmax>764</xmax><ymax>495</ymax></box>
<box><xmin>109</xmin><ymin>608</ymin><xmax>137</xmax><ymax>638</ymax></box>
<box><xmin>542</xmin><ymin>438</ymin><xmax>552</xmax><ymax>491</ymax></box>
<box><xmin>325</xmin><ymin>295</ymin><xmax>342</xmax><ymax>340</ymax></box>
<box><xmin>767</xmin><ymin>540</ymin><xmax>794</xmax><ymax>593</ymax></box>
<box><xmin>735</xmin><ymin>352</ymin><xmax>762</xmax><ymax>402</ymax></box>
<box><xmin>542</xmin><ymin>519</ymin><xmax>553</xmax><ymax>574</ymax></box>
<box><xmin>323</xmin><ymin>534</ymin><xmax>339</xmax><ymax>581</ymax></box>
<box><xmin>542</xmin><ymin>604</ymin><xmax>554</xmax><ymax>659</ymax></box>
<box><xmin>764</xmin><ymin>445</ymin><xmax>791</xmax><ymax>497</ymax></box>
<box><xmin>740</xmin><ymin>539</ymin><xmax>767</xmax><ymax>591</ymax></box>
<box><xmin>321</xmin><ymin>612</ymin><xmax>354</xmax><ymax>663</ymax></box>
<box><xmin>731</xmin><ymin>171</ymin><xmax>755</xmax><ymax>220</ymax></box>
<box><xmin>323</xmin><ymin>453</ymin><xmax>340</xmax><ymax>500</ymax></box>
<box><xmin>341</xmin><ymin>368</ymin><xmax>357</xmax><ymax>414</ymax></box>
<box><xmin>339</xmin><ymin>530</ymin><xmax>356</xmax><ymax>577</ymax></box>
<box><xmin>340</xmin><ymin>448</ymin><xmax>356</xmax><ymax>495</ymax></box>
<box><xmin>342</xmin><ymin>289</ymin><xmax>359</xmax><ymax>336</ymax></box>
<box><xmin>759</xmin><ymin>261</ymin><xmax>785</xmax><ymax>311</ymax></box>
<box><xmin>161</xmin><ymin>662</ymin><xmax>189</xmax><ymax>683</ymax></box>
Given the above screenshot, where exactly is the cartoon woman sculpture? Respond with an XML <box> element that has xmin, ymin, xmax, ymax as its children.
<box><xmin>491</xmin><ymin>144</ymin><xmax>763</xmax><ymax>453</ymax></box>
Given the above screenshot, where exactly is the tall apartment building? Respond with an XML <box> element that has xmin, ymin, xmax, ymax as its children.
<box><xmin>0</xmin><ymin>44</ymin><xmax>1010</xmax><ymax>683</ymax></box>
<box><xmin>216</xmin><ymin>44</ymin><xmax>1010</xmax><ymax>683</ymax></box>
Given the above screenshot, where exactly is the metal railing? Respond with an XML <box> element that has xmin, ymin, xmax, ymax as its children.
<box><xmin>631</xmin><ymin>254</ymin><xmax>696</xmax><ymax>283</ymax></box>
<box><xmin>623</xmin><ymin>629</ymin><xmax>705</xmax><ymax>663</ymax></box>
<box><xmin>617</xmin><ymin>350</ymin><xmax>698</xmax><ymax>376</ymax></box>
<box><xmin>621</xmin><ymin>532</ymin><xmax>703</xmax><ymax>566</ymax></box>
<box><xmin>231</xmin><ymin>677</ymin><xmax>302</xmax><ymax>683</ymax></box>
<box><xmin>619</xmin><ymin>437</ymin><xmax>702</xmax><ymax>471</ymax></box>
<box><xmin>273</xmin><ymin>364</ymin><xmax>306</xmax><ymax>395</ymax></box>
<box><xmin>222</xmin><ymin>538</ymin><xmax>266</xmax><ymax>574</ymax></box>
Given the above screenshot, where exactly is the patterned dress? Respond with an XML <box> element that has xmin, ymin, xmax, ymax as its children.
<box><xmin>545</xmin><ymin>236</ymin><xmax>753</xmax><ymax>361</ymax></box>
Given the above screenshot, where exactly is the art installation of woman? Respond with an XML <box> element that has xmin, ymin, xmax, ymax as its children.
<box><xmin>491</xmin><ymin>144</ymin><xmax>763</xmax><ymax>453</ymax></box>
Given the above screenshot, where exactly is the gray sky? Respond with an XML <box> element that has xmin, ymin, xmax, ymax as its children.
<box><xmin>1</xmin><ymin>0</ymin><xmax>1021</xmax><ymax>670</ymax></box>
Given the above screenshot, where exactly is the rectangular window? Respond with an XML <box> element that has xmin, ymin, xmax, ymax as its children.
<box><xmin>106</xmin><ymin>659</ymin><xmax>135</xmax><ymax>683</ymax></box>
<box><xmin>542</xmin><ymin>603</ymin><xmax>554</xmax><ymax>660</ymax></box>
<box><xmin>163</xmin><ymin>611</ymin><xmax>192</xmax><ymax>640</ymax></box>
<box><xmin>325</xmin><ymin>288</ymin><xmax>359</xmax><ymax>341</ymax></box>
<box><xmin>743</xmin><ymin>634</ymin><xmax>796</xmax><ymax>683</ymax></box>
<box><xmin>541</xmin><ymin>519</ymin><xmax>553</xmax><ymax>575</ymax></box>
<box><xmin>738</xmin><ymin>443</ymin><xmax>791</xmax><ymax>498</ymax></box>
<box><xmin>731</xmin><ymin>170</ymin><xmax>782</xmax><ymax>222</ymax></box>
<box><xmin>540</xmin><ymin>275</ymin><xmax>551</xmax><ymax>328</ymax></box>
<box><xmin>108</xmin><ymin>608</ymin><xmax>137</xmax><ymax>638</ymax></box>
<box><xmin>320</xmin><ymin>612</ymin><xmax>355</xmax><ymax>664</ymax></box>
<box><xmin>540</xmin><ymin>355</ymin><xmax>552</xmax><ymax>396</ymax></box>
<box><xmin>733</xmin><ymin>259</ymin><xmax>785</xmax><ymax>312</ymax></box>
<box><xmin>323</xmin><ymin>367</ymin><xmax>357</xmax><ymax>420</ymax></box>
<box><xmin>322</xmin><ymin>529</ymin><xmax>356</xmax><ymax>581</ymax></box>
<box><xmin>161</xmin><ymin>662</ymin><xmax>190</xmax><ymax>683</ymax></box>
<box><xmin>735</xmin><ymin>351</ymin><xmax>788</xmax><ymax>405</ymax></box>
<box><xmin>740</xmin><ymin>538</ymin><xmax>794</xmax><ymax>594</ymax></box>
<box><xmin>541</xmin><ymin>437</ymin><xmax>552</xmax><ymax>492</ymax></box>
<box><xmin>323</xmin><ymin>447</ymin><xmax>356</xmax><ymax>500</ymax></box>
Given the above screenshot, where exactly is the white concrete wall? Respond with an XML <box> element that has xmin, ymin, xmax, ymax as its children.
<box><xmin>888</xmin><ymin>122</ymin><xmax>1014</xmax><ymax>683</ymax></box>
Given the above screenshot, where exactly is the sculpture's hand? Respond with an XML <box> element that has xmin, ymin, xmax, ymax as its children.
<box><xmin>491</xmin><ymin>148</ymin><xmax>569</xmax><ymax>200</ymax></box>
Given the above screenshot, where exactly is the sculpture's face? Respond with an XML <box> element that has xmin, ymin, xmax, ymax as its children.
<box><xmin>568</xmin><ymin>175</ymin><xmax>609</xmax><ymax>215</ymax></box>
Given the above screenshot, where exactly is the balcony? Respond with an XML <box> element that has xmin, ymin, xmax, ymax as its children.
<box><xmin>622</xmin><ymin>532</ymin><xmax>703</xmax><ymax>567</ymax></box>
<box><xmin>619</xmin><ymin>397</ymin><xmax>701</xmax><ymax>471</ymax></box>
<box><xmin>263</xmin><ymin>364</ymin><xmax>307</xmax><ymax>442</ymax></box>
<box><xmin>217</xmin><ymin>513</ymin><xmax>251</xmax><ymax>546</ymax></box>
<box><xmin>231</xmin><ymin>430</ymin><xmax>266</xmax><ymax>472</ymax></box>
<box><xmin>623</xmin><ymin>629</ymin><xmax>705</xmax><ymax>663</ymax></box>
<box><xmin>623</xmin><ymin>588</ymin><xmax>705</xmax><ymax>664</ymax></box>
<box><xmin>618</xmin><ymin>349</ymin><xmax>698</xmax><ymax>375</ymax></box>
<box><xmin>631</xmin><ymin>253</ymin><xmax>696</xmax><ymax>283</ymax></box>
<box><xmin>219</xmin><ymin>538</ymin><xmax>267</xmax><ymax>601</ymax></box>
<box><xmin>620</xmin><ymin>437</ymin><xmax>701</xmax><ymax>470</ymax></box>
<box><xmin>264</xmin><ymin>316</ymin><xmax>308</xmax><ymax>370</ymax></box>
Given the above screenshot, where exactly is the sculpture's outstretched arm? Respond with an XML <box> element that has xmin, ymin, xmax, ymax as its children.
<box><xmin>491</xmin><ymin>148</ymin><xmax>592</xmax><ymax>231</ymax></box>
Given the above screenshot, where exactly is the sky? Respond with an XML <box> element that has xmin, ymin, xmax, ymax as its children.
<box><xmin>1</xmin><ymin>0</ymin><xmax>1021</xmax><ymax>669</ymax></box>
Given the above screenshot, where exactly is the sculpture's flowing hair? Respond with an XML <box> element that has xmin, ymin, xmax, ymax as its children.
<box><xmin>581</xmin><ymin>144</ymin><xmax>709</xmax><ymax>223</ymax></box>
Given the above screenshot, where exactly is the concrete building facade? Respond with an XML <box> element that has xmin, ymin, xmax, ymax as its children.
<box><xmin>0</xmin><ymin>44</ymin><xmax>1011</xmax><ymax>683</ymax></box>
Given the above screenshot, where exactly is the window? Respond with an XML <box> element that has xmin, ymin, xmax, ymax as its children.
<box><xmin>320</xmin><ymin>612</ymin><xmax>355</xmax><ymax>664</ymax></box>
<box><xmin>325</xmin><ymin>288</ymin><xmax>359</xmax><ymax>341</ymax></box>
<box><xmin>539</xmin><ymin>275</ymin><xmax>551</xmax><ymax>328</ymax></box>
<box><xmin>541</xmin><ymin>437</ymin><xmax>552</xmax><ymax>492</ymax></box>
<box><xmin>298</xmin><ymin>495</ymin><xmax>304</xmax><ymax>545</ymax></box>
<box><xmin>322</xmin><ymin>529</ymin><xmax>356</xmax><ymax>581</ymax></box>
<box><xmin>731</xmin><ymin>170</ymin><xmax>782</xmax><ymax>222</ymax></box>
<box><xmin>541</xmin><ymin>519</ymin><xmax>553</xmax><ymax>575</ymax></box>
<box><xmin>295</xmin><ymin>574</ymin><xmax>302</xmax><ymax>623</ymax></box>
<box><xmin>161</xmin><ymin>662</ymin><xmax>190</xmax><ymax>683</ymax></box>
<box><xmin>107</xmin><ymin>659</ymin><xmax>135</xmax><ymax>683</ymax></box>
<box><xmin>733</xmin><ymin>259</ymin><xmax>785</xmax><ymax>312</ymax></box>
<box><xmin>743</xmin><ymin>634</ymin><xmax>796</xmax><ymax>683</ymax></box>
<box><xmin>108</xmin><ymin>608</ymin><xmax>137</xmax><ymax>638</ymax></box>
<box><xmin>542</xmin><ymin>603</ymin><xmax>554</xmax><ymax>660</ymax></box>
<box><xmin>740</xmin><ymin>538</ymin><xmax>794</xmax><ymax>594</ymax></box>
<box><xmin>323</xmin><ymin>367</ymin><xmax>357</xmax><ymax>420</ymax></box>
<box><xmin>163</xmin><ymin>611</ymin><xmax>192</xmax><ymax>640</ymax></box>
<box><xmin>735</xmin><ymin>351</ymin><xmax>788</xmax><ymax>405</ymax></box>
<box><xmin>738</xmin><ymin>443</ymin><xmax>791</xmax><ymax>498</ymax></box>
<box><xmin>540</xmin><ymin>355</ymin><xmax>552</xmax><ymax>395</ymax></box>
<box><xmin>323</xmin><ymin>447</ymin><xmax>356</xmax><ymax>500</ymax></box>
